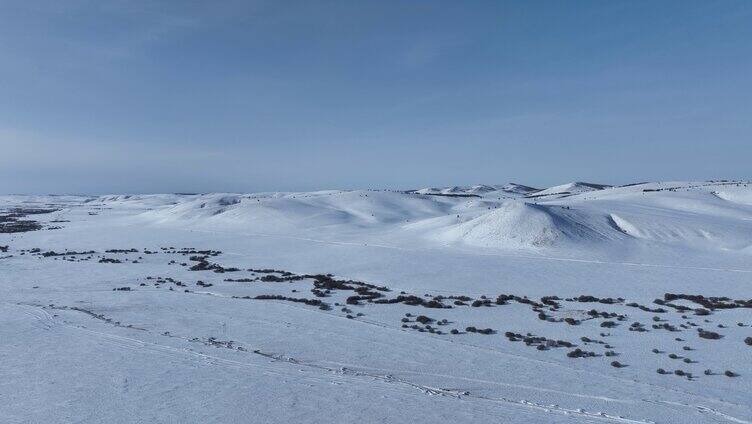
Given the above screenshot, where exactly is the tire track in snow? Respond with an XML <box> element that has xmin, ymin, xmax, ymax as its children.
<box><xmin>230</xmin><ymin>295</ymin><xmax>751</xmax><ymax>413</ymax></box>
<box><xmin>643</xmin><ymin>400</ymin><xmax>752</xmax><ymax>424</ymax></box>
<box><xmin>146</xmin><ymin>288</ymin><xmax>752</xmax><ymax>416</ymax></box>
<box><xmin>253</xmin><ymin>350</ymin><xmax>655</xmax><ymax>424</ymax></box>
<box><xmin>8</xmin><ymin>302</ymin><xmax>750</xmax><ymax>424</ymax></box>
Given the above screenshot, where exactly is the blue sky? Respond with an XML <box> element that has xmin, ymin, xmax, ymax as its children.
<box><xmin>1</xmin><ymin>1</ymin><xmax>750</xmax><ymax>194</ymax></box>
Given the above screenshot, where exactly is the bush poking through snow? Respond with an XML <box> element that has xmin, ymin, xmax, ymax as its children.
<box><xmin>415</xmin><ymin>315</ymin><xmax>433</xmax><ymax>324</ymax></box>
<box><xmin>698</xmin><ymin>329</ymin><xmax>723</xmax><ymax>340</ymax></box>
<box><xmin>567</xmin><ymin>348</ymin><xmax>596</xmax><ymax>358</ymax></box>
<box><xmin>465</xmin><ymin>326</ymin><xmax>494</xmax><ymax>334</ymax></box>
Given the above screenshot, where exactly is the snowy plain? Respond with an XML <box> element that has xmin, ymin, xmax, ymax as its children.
<box><xmin>1</xmin><ymin>180</ymin><xmax>752</xmax><ymax>423</ymax></box>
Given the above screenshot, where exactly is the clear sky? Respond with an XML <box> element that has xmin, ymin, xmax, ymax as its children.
<box><xmin>1</xmin><ymin>1</ymin><xmax>750</xmax><ymax>194</ymax></box>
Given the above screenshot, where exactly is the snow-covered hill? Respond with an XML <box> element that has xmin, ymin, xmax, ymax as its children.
<box><xmin>413</xmin><ymin>183</ymin><xmax>538</xmax><ymax>197</ymax></box>
<box><xmin>526</xmin><ymin>181</ymin><xmax>611</xmax><ymax>198</ymax></box>
<box><xmin>91</xmin><ymin>180</ymin><xmax>752</xmax><ymax>254</ymax></box>
<box><xmin>435</xmin><ymin>201</ymin><xmax>626</xmax><ymax>249</ymax></box>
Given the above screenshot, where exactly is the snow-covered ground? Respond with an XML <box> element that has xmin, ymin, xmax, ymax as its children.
<box><xmin>2</xmin><ymin>180</ymin><xmax>752</xmax><ymax>423</ymax></box>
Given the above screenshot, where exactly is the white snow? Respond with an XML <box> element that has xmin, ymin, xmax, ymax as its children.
<box><xmin>527</xmin><ymin>182</ymin><xmax>611</xmax><ymax>198</ymax></box>
<box><xmin>2</xmin><ymin>180</ymin><xmax>752</xmax><ymax>423</ymax></box>
<box><xmin>414</xmin><ymin>183</ymin><xmax>538</xmax><ymax>198</ymax></box>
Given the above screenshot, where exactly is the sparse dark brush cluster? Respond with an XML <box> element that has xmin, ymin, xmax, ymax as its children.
<box><xmin>99</xmin><ymin>257</ymin><xmax>122</xmax><ymax>263</ymax></box>
<box><xmin>629</xmin><ymin>322</ymin><xmax>648</xmax><ymax>332</ymax></box>
<box><xmin>374</xmin><ymin>294</ymin><xmax>447</xmax><ymax>308</ymax></box>
<box><xmin>188</xmin><ymin>255</ymin><xmax>240</xmax><ymax>273</ymax></box>
<box><xmin>660</xmin><ymin>293</ymin><xmax>752</xmax><ymax>312</ymax></box>
<box><xmin>166</xmin><ymin>247</ymin><xmax>222</xmax><ymax>256</ymax></box>
<box><xmin>652</xmin><ymin>322</ymin><xmax>679</xmax><ymax>332</ymax></box>
<box><xmin>504</xmin><ymin>331</ymin><xmax>574</xmax><ymax>350</ymax></box>
<box><xmin>415</xmin><ymin>315</ymin><xmax>432</xmax><ymax>324</ymax></box>
<box><xmin>41</xmin><ymin>250</ymin><xmax>96</xmax><ymax>257</ymax></box>
<box><xmin>697</xmin><ymin>329</ymin><xmax>723</xmax><ymax>340</ymax></box>
<box><xmin>249</xmin><ymin>294</ymin><xmax>329</xmax><ymax>310</ymax></box>
<box><xmin>625</xmin><ymin>302</ymin><xmax>667</xmax><ymax>313</ymax></box>
<box><xmin>656</xmin><ymin>368</ymin><xmax>691</xmax><ymax>379</ymax></box>
<box><xmin>0</xmin><ymin>207</ymin><xmax>58</xmax><ymax>233</ymax></box>
<box><xmin>564</xmin><ymin>295</ymin><xmax>623</xmax><ymax>305</ymax></box>
<box><xmin>311</xmin><ymin>275</ymin><xmax>388</xmax><ymax>304</ymax></box>
<box><xmin>567</xmin><ymin>348</ymin><xmax>597</xmax><ymax>358</ymax></box>
<box><xmin>259</xmin><ymin>274</ymin><xmax>308</xmax><ymax>282</ymax></box>
<box><xmin>465</xmin><ymin>326</ymin><xmax>494</xmax><ymax>334</ymax></box>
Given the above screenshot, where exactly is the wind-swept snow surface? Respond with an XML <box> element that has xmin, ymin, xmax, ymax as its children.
<box><xmin>2</xmin><ymin>180</ymin><xmax>752</xmax><ymax>423</ymax></box>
